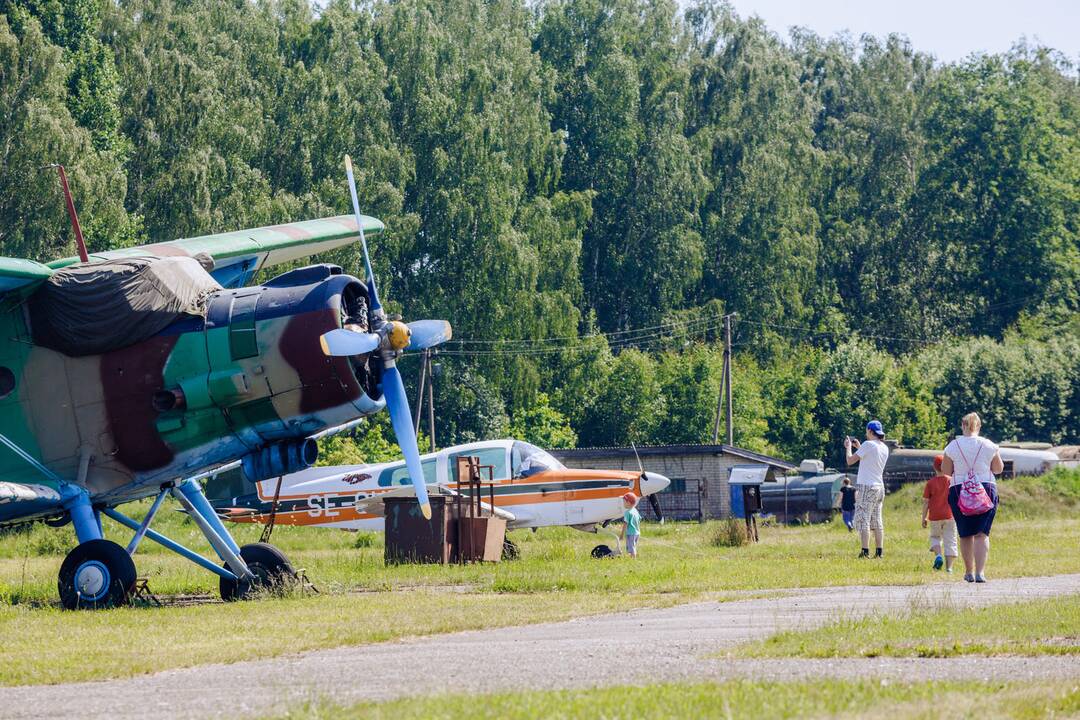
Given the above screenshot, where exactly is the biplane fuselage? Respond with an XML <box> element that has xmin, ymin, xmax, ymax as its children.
<box><xmin>0</xmin><ymin>216</ymin><xmax>384</xmax><ymax>525</ymax></box>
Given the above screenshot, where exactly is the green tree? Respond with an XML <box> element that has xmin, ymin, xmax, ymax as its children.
<box><xmin>917</xmin><ymin>334</ymin><xmax>1080</xmax><ymax>445</ymax></box>
<box><xmin>578</xmin><ymin>349</ymin><xmax>664</xmax><ymax>445</ymax></box>
<box><xmin>509</xmin><ymin>393</ymin><xmax>577</xmax><ymax>449</ymax></box>
<box><xmin>759</xmin><ymin>348</ymin><xmax>829</xmax><ymax>462</ymax></box>
<box><xmin>902</xmin><ymin>48</ymin><xmax>1080</xmax><ymax>339</ymax></box>
<box><xmin>0</xmin><ymin>14</ymin><xmax>129</xmax><ymax>261</ymax></box>
<box><xmin>686</xmin><ymin>6</ymin><xmax>820</xmax><ymax>332</ymax></box>
<box><xmin>815</xmin><ymin>340</ymin><xmax>944</xmax><ymax>462</ymax></box>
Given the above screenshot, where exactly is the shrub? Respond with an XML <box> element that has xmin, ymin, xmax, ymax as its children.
<box><xmin>353</xmin><ymin>531</ymin><xmax>380</xmax><ymax>549</ymax></box>
<box><xmin>711</xmin><ymin>518</ymin><xmax>748</xmax><ymax>547</ymax></box>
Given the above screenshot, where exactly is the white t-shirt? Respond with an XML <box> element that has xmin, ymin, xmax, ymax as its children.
<box><xmin>855</xmin><ymin>440</ymin><xmax>889</xmax><ymax>486</ymax></box>
<box><xmin>944</xmin><ymin>435</ymin><xmax>999</xmax><ymax>486</ymax></box>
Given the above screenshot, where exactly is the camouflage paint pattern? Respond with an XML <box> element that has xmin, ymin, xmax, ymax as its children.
<box><xmin>0</xmin><ymin>215</ymin><xmax>386</xmax><ymax>524</ymax></box>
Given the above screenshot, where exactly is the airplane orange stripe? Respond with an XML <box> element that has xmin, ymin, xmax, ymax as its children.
<box><xmin>255</xmin><ymin>469</ymin><xmax>640</xmax><ymax>502</ymax></box>
<box><xmin>234</xmin><ymin>487</ymin><xmax>632</xmax><ymax>525</ymax></box>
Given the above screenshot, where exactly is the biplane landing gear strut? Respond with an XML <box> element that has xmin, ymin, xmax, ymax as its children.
<box><xmin>56</xmin><ymin>476</ymin><xmax>295</xmax><ymax>610</ymax></box>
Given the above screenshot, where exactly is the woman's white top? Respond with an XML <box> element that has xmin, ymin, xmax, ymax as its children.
<box><xmin>944</xmin><ymin>435</ymin><xmax>999</xmax><ymax>486</ymax></box>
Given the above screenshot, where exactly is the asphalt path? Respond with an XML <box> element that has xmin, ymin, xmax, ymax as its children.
<box><xmin>4</xmin><ymin>573</ymin><xmax>1079</xmax><ymax>719</ymax></box>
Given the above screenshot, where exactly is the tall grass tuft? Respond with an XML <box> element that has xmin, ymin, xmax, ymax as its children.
<box><xmin>353</xmin><ymin>531</ymin><xmax>380</xmax><ymax>549</ymax></box>
<box><xmin>711</xmin><ymin>518</ymin><xmax>748</xmax><ymax>548</ymax></box>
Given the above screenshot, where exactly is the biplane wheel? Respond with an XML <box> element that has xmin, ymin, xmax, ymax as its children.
<box><xmin>58</xmin><ymin>539</ymin><xmax>137</xmax><ymax>610</ymax></box>
<box><xmin>591</xmin><ymin>544</ymin><xmax>614</xmax><ymax>559</ymax></box>
<box><xmin>502</xmin><ymin>537</ymin><xmax>519</xmax><ymax>561</ymax></box>
<box><xmin>219</xmin><ymin>542</ymin><xmax>295</xmax><ymax>602</ymax></box>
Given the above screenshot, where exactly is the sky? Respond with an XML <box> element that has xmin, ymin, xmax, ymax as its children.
<box><xmin>728</xmin><ymin>0</ymin><xmax>1078</xmax><ymax>64</ymax></box>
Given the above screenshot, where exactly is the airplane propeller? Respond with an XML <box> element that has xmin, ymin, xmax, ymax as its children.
<box><xmin>648</xmin><ymin>492</ymin><xmax>663</xmax><ymax>522</ymax></box>
<box><xmin>319</xmin><ymin>155</ymin><xmax>453</xmax><ymax>520</ymax></box>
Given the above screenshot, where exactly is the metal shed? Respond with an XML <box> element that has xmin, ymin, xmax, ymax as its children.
<box><xmin>551</xmin><ymin>444</ymin><xmax>796</xmax><ymax>521</ymax></box>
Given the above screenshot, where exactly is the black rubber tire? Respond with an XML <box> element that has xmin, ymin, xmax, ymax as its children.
<box><xmin>58</xmin><ymin>539</ymin><xmax>137</xmax><ymax>610</ymax></box>
<box><xmin>591</xmin><ymin>544</ymin><xmax>614</xmax><ymax>559</ymax></box>
<box><xmin>502</xmin><ymin>537</ymin><xmax>519</xmax><ymax>561</ymax></box>
<box><xmin>219</xmin><ymin>542</ymin><xmax>295</xmax><ymax>602</ymax></box>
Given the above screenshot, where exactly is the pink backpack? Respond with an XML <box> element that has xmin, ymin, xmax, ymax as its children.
<box><xmin>954</xmin><ymin>442</ymin><xmax>994</xmax><ymax>516</ymax></box>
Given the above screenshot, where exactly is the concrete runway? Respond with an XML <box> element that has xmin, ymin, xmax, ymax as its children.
<box><xmin>3</xmin><ymin>573</ymin><xmax>1079</xmax><ymax>718</ymax></box>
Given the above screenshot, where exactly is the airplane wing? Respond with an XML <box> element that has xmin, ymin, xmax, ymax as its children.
<box><xmin>0</xmin><ymin>257</ymin><xmax>54</xmax><ymax>302</ymax></box>
<box><xmin>46</xmin><ymin>214</ymin><xmax>384</xmax><ymax>288</ymax></box>
<box><xmin>0</xmin><ymin>482</ymin><xmax>62</xmax><ymax>524</ymax></box>
<box><xmin>354</xmin><ymin>485</ymin><xmax>517</xmax><ymax>522</ymax></box>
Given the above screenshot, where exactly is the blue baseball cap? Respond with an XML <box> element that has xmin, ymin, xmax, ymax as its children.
<box><xmin>867</xmin><ymin>420</ymin><xmax>885</xmax><ymax>437</ymax></box>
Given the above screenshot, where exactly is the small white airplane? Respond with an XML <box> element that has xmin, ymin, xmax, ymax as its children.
<box><xmin>212</xmin><ymin>439</ymin><xmax>670</xmax><ymax>556</ymax></box>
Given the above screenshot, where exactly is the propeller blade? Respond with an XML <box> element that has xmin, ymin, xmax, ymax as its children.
<box><xmin>344</xmin><ymin>154</ymin><xmax>382</xmax><ymax>311</ymax></box>
<box><xmin>406</xmin><ymin>320</ymin><xmax>453</xmax><ymax>351</ymax></box>
<box><xmin>381</xmin><ymin>363</ymin><xmax>432</xmax><ymax>519</ymax></box>
<box><xmin>319</xmin><ymin>328</ymin><xmax>380</xmax><ymax>356</ymax></box>
<box><xmin>648</xmin><ymin>491</ymin><xmax>663</xmax><ymax>522</ymax></box>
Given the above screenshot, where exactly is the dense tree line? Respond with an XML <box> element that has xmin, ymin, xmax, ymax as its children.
<box><xmin>1</xmin><ymin>0</ymin><xmax>1077</xmax><ymax>462</ymax></box>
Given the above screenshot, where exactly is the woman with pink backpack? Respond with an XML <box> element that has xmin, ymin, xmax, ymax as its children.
<box><xmin>940</xmin><ymin>412</ymin><xmax>1005</xmax><ymax>583</ymax></box>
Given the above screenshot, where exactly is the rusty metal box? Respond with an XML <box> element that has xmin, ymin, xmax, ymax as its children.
<box><xmin>384</xmin><ymin>496</ymin><xmax>453</xmax><ymax>564</ymax></box>
<box><xmin>455</xmin><ymin>515</ymin><xmax>507</xmax><ymax>563</ymax></box>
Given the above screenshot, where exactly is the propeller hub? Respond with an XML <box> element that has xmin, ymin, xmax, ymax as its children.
<box><xmin>387</xmin><ymin>321</ymin><xmax>412</xmax><ymax>351</ymax></box>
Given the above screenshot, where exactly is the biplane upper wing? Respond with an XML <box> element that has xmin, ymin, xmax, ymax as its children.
<box><xmin>0</xmin><ymin>257</ymin><xmax>54</xmax><ymax>301</ymax></box>
<box><xmin>46</xmin><ymin>214</ymin><xmax>384</xmax><ymax>288</ymax></box>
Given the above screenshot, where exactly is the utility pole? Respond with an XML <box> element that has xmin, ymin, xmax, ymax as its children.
<box><xmin>724</xmin><ymin>313</ymin><xmax>734</xmax><ymax>446</ymax></box>
<box><xmin>712</xmin><ymin>313</ymin><xmax>736</xmax><ymax>444</ymax></box>
<box><xmin>426</xmin><ymin>351</ymin><xmax>436</xmax><ymax>452</ymax></box>
<box><xmin>414</xmin><ymin>349</ymin><xmax>428</xmax><ymax>431</ymax></box>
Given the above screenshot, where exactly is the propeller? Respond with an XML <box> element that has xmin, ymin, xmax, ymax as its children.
<box><xmin>320</xmin><ymin>328</ymin><xmax>380</xmax><ymax>356</ymax></box>
<box><xmin>320</xmin><ymin>155</ymin><xmax>453</xmax><ymax>520</ymax></box>
<box><xmin>648</xmin><ymin>492</ymin><xmax>663</xmax><ymax>522</ymax></box>
<box><xmin>407</xmin><ymin>320</ymin><xmax>453</xmax><ymax>351</ymax></box>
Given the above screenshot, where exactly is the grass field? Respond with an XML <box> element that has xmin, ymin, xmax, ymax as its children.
<box><xmin>1</xmin><ymin>471</ymin><xmax>1078</xmax><ymax>687</ymax></box>
<box><xmin>739</xmin><ymin>594</ymin><xmax>1080</xmax><ymax>659</ymax></box>
<box><xmin>279</xmin><ymin>680</ymin><xmax>1080</xmax><ymax>720</ymax></box>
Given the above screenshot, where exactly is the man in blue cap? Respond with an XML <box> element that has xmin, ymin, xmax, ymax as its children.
<box><xmin>845</xmin><ymin>420</ymin><xmax>889</xmax><ymax>558</ymax></box>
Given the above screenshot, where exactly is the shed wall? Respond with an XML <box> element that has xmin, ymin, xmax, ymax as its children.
<box><xmin>556</xmin><ymin>451</ymin><xmax>777</xmax><ymax>519</ymax></box>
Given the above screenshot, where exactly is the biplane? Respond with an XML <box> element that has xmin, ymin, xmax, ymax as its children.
<box><xmin>0</xmin><ymin>158</ymin><xmax>448</xmax><ymax>608</ymax></box>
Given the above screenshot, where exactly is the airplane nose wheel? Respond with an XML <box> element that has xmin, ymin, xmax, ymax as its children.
<box><xmin>58</xmin><ymin>539</ymin><xmax>137</xmax><ymax>610</ymax></box>
<box><xmin>219</xmin><ymin>542</ymin><xmax>295</xmax><ymax>601</ymax></box>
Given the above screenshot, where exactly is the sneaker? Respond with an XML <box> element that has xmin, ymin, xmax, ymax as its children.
<box><xmin>946</xmin><ymin>567</ymin><xmax>953</xmax><ymax>573</ymax></box>
<box><xmin>975</xmin><ymin>573</ymin><xmax>988</xmax><ymax>583</ymax></box>
<box><xmin>875</xmin><ymin>548</ymin><xmax>883</xmax><ymax>559</ymax></box>
<box><xmin>963</xmin><ymin>573</ymin><xmax>975</xmax><ymax>583</ymax></box>
<box><xmin>858</xmin><ymin>549</ymin><xmax>870</xmax><ymax>559</ymax></box>
<box><xmin>933</xmin><ymin>555</ymin><xmax>944</xmax><ymax>570</ymax></box>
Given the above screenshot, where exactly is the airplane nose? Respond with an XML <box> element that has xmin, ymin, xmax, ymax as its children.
<box><xmin>641</xmin><ymin>472</ymin><xmax>670</xmax><ymax>496</ymax></box>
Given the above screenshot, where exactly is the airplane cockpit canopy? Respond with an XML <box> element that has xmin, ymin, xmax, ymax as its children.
<box><xmin>28</xmin><ymin>254</ymin><xmax>222</xmax><ymax>356</ymax></box>
<box><xmin>512</xmin><ymin>441</ymin><xmax>564</xmax><ymax>478</ymax></box>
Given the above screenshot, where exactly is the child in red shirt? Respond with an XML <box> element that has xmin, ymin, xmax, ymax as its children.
<box><xmin>922</xmin><ymin>455</ymin><xmax>956</xmax><ymax>572</ymax></box>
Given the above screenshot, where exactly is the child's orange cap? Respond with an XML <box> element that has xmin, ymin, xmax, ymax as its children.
<box><xmin>622</xmin><ymin>492</ymin><xmax>638</xmax><ymax>504</ymax></box>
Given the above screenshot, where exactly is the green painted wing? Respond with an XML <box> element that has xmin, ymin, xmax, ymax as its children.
<box><xmin>47</xmin><ymin>215</ymin><xmax>384</xmax><ymax>278</ymax></box>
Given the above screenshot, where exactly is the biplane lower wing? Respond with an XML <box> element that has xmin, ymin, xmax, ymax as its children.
<box><xmin>0</xmin><ymin>482</ymin><xmax>62</xmax><ymax>524</ymax></box>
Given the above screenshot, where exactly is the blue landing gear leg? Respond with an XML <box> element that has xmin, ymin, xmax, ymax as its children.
<box><xmin>174</xmin><ymin>478</ymin><xmax>295</xmax><ymax>602</ymax></box>
<box><xmin>58</xmin><ymin>487</ymin><xmax>136</xmax><ymax>610</ymax></box>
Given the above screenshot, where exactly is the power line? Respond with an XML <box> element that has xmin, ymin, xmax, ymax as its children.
<box><xmin>446</xmin><ymin>313</ymin><xmax>723</xmax><ymax>347</ymax></box>
<box><xmin>737</xmin><ymin>319</ymin><xmax>937</xmax><ymax>346</ymax></box>
<box><xmin>438</xmin><ymin>308</ymin><xmax>960</xmax><ymax>359</ymax></box>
